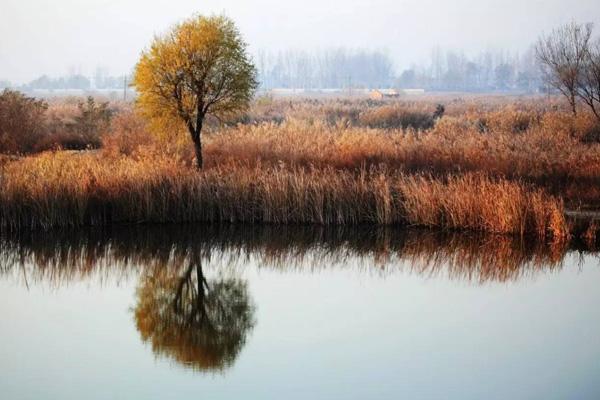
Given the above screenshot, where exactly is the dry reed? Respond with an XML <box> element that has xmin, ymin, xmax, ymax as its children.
<box><xmin>1</xmin><ymin>95</ymin><xmax>598</xmax><ymax>241</ymax></box>
<box><xmin>0</xmin><ymin>152</ymin><xmax>568</xmax><ymax>240</ymax></box>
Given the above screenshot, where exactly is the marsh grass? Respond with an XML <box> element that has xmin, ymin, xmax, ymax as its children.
<box><xmin>0</xmin><ymin>151</ymin><xmax>568</xmax><ymax>241</ymax></box>
<box><xmin>204</xmin><ymin>115</ymin><xmax>600</xmax><ymax>182</ymax></box>
<box><xmin>1</xmin><ymin>95</ymin><xmax>598</xmax><ymax>241</ymax></box>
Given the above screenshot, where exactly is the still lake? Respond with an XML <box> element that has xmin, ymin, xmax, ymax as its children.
<box><xmin>1</xmin><ymin>226</ymin><xmax>599</xmax><ymax>400</ymax></box>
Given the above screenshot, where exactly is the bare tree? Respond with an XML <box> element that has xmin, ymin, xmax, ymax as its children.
<box><xmin>578</xmin><ymin>38</ymin><xmax>600</xmax><ymax>121</ymax></box>
<box><xmin>535</xmin><ymin>22</ymin><xmax>593</xmax><ymax>115</ymax></box>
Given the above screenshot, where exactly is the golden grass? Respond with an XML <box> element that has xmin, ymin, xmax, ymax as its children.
<box><xmin>398</xmin><ymin>173</ymin><xmax>568</xmax><ymax>239</ymax></box>
<box><xmin>1</xmin><ymin>95</ymin><xmax>599</xmax><ymax>242</ymax></box>
<box><xmin>0</xmin><ymin>151</ymin><xmax>568</xmax><ymax>241</ymax></box>
<box><xmin>204</xmin><ymin>115</ymin><xmax>600</xmax><ymax>181</ymax></box>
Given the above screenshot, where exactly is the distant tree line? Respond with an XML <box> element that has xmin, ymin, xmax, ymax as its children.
<box><xmin>0</xmin><ymin>70</ymin><xmax>130</xmax><ymax>91</ymax></box>
<box><xmin>93</xmin><ymin>68</ymin><xmax>128</xmax><ymax>89</ymax></box>
<box><xmin>256</xmin><ymin>48</ymin><xmax>395</xmax><ymax>89</ymax></box>
<box><xmin>395</xmin><ymin>47</ymin><xmax>542</xmax><ymax>92</ymax></box>
<box><xmin>25</xmin><ymin>74</ymin><xmax>92</xmax><ymax>90</ymax></box>
<box><xmin>253</xmin><ymin>47</ymin><xmax>546</xmax><ymax>92</ymax></box>
<box><xmin>2</xmin><ymin>25</ymin><xmax>598</xmax><ymax>99</ymax></box>
<box><xmin>1</xmin><ymin>49</ymin><xmax>541</xmax><ymax>92</ymax></box>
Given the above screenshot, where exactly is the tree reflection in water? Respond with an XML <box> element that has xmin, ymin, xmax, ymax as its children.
<box><xmin>0</xmin><ymin>225</ymin><xmax>595</xmax><ymax>372</ymax></box>
<box><xmin>135</xmin><ymin>255</ymin><xmax>255</xmax><ymax>371</ymax></box>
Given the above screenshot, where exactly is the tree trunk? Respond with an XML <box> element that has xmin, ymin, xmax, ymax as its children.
<box><xmin>570</xmin><ymin>93</ymin><xmax>577</xmax><ymax>116</ymax></box>
<box><xmin>193</xmin><ymin>135</ymin><xmax>203</xmax><ymax>170</ymax></box>
<box><xmin>190</xmin><ymin>112</ymin><xmax>205</xmax><ymax>170</ymax></box>
<box><xmin>589</xmin><ymin>101</ymin><xmax>600</xmax><ymax>122</ymax></box>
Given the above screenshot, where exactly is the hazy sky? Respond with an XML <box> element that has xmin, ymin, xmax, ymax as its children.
<box><xmin>1</xmin><ymin>0</ymin><xmax>600</xmax><ymax>83</ymax></box>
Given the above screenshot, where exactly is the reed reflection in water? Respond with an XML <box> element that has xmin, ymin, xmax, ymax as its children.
<box><xmin>1</xmin><ymin>225</ymin><xmax>599</xmax><ymax>400</ymax></box>
<box><xmin>0</xmin><ymin>225</ymin><xmax>580</xmax><ymax>286</ymax></box>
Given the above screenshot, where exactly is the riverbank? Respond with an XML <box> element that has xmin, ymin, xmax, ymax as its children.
<box><xmin>0</xmin><ymin>151</ymin><xmax>570</xmax><ymax>241</ymax></box>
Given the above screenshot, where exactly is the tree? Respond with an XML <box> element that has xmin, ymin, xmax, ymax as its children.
<box><xmin>133</xmin><ymin>15</ymin><xmax>258</xmax><ymax>169</ymax></box>
<box><xmin>535</xmin><ymin>22</ymin><xmax>593</xmax><ymax>115</ymax></box>
<box><xmin>397</xmin><ymin>69</ymin><xmax>416</xmax><ymax>88</ymax></box>
<box><xmin>134</xmin><ymin>256</ymin><xmax>255</xmax><ymax>371</ymax></box>
<box><xmin>578</xmin><ymin>38</ymin><xmax>600</xmax><ymax>121</ymax></box>
<box><xmin>494</xmin><ymin>63</ymin><xmax>514</xmax><ymax>90</ymax></box>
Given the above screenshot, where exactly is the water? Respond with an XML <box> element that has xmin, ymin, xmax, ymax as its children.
<box><xmin>1</xmin><ymin>226</ymin><xmax>599</xmax><ymax>400</ymax></box>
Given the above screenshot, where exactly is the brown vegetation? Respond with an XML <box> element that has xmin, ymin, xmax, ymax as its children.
<box><xmin>1</xmin><ymin>94</ymin><xmax>600</xmax><ymax>241</ymax></box>
<box><xmin>0</xmin><ymin>90</ymin><xmax>113</xmax><ymax>154</ymax></box>
<box><xmin>0</xmin><ymin>150</ymin><xmax>568</xmax><ymax>241</ymax></box>
<box><xmin>0</xmin><ymin>89</ymin><xmax>48</xmax><ymax>153</ymax></box>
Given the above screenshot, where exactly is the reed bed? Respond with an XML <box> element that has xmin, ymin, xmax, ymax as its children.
<box><xmin>205</xmin><ymin>117</ymin><xmax>600</xmax><ymax>182</ymax></box>
<box><xmin>0</xmin><ymin>151</ymin><xmax>567</xmax><ymax>240</ymax></box>
<box><xmin>2</xmin><ymin>95</ymin><xmax>599</xmax><ymax>241</ymax></box>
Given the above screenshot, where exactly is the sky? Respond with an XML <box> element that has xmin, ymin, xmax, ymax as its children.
<box><xmin>1</xmin><ymin>0</ymin><xmax>600</xmax><ymax>83</ymax></box>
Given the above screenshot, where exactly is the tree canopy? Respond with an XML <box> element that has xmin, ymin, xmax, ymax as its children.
<box><xmin>133</xmin><ymin>15</ymin><xmax>257</xmax><ymax>168</ymax></box>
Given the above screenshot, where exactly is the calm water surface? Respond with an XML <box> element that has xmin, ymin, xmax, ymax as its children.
<box><xmin>0</xmin><ymin>226</ymin><xmax>599</xmax><ymax>400</ymax></box>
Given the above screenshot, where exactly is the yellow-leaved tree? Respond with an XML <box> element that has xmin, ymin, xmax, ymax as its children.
<box><xmin>133</xmin><ymin>15</ymin><xmax>257</xmax><ymax>169</ymax></box>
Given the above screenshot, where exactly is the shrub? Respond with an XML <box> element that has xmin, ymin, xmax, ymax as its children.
<box><xmin>0</xmin><ymin>89</ymin><xmax>48</xmax><ymax>154</ymax></box>
<box><xmin>433</xmin><ymin>104</ymin><xmax>445</xmax><ymax>120</ymax></box>
<box><xmin>579</xmin><ymin>120</ymin><xmax>600</xmax><ymax>143</ymax></box>
<box><xmin>0</xmin><ymin>92</ymin><xmax>117</xmax><ymax>153</ymax></box>
<box><xmin>72</xmin><ymin>97</ymin><xmax>112</xmax><ymax>135</ymax></box>
<box><xmin>358</xmin><ymin>105</ymin><xmax>435</xmax><ymax>130</ymax></box>
<box><xmin>323</xmin><ymin>106</ymin><xmax>362</xmax><ymax>127</ymax></box>
<box><xmin>48</xmin><ymin>96</ymin><xmax>113</xmax><ymax>150</ymax></box>
<box><xmin>485</xmin><ymin>107</ymin><xmax>540</xmax><ymax>133</ymax></box>
<box><xmin>102</xmin><ymin>110</ymin><xmax>154</xmax><ymax>156</ymax></box>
